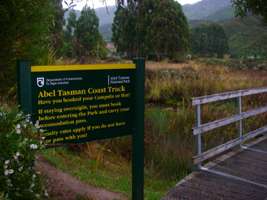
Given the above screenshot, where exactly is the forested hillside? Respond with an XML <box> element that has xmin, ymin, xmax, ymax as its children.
<box><xmin>183</xmin><ymin>0</ymin><xmax>231</xmax><ymax>20</ymax></box>
<box><xmin>221</xmin><ymin>16</ymin><xmax>267</xmax><ymax>58</ymax></box>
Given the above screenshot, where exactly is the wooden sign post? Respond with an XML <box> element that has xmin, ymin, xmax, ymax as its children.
<box><xmin>17</xmin><ymin>59</ymin><xmax>145</xmax><ymax>200</ymax></box>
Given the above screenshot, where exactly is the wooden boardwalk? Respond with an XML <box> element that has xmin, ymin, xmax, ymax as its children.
<box><xmin>163</xmin><ymin>136</ymin><xmax>267</xmax><ymax>200</ymax></box>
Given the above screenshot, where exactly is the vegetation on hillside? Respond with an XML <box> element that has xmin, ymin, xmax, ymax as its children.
<box><xmin>221</xmin><ymin>16</ymin><xmax>267</xmax><ymax>58</ymax></box>
<box><xmin>233</xmin><ymin>0</ymin><xmax>267</xmax><ymax>23</ymax></box>
<box><xmin>191</xmin><ymin>23</ymin><xmax>229</xmax><ymax>58</ymax></box>
<box><xmin>183</xmin><ymin>0</ymin><xmax>231</xmax><ymax>20</ymax></box>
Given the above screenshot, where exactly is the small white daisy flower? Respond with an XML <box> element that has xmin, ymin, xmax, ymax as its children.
<box><xmin>4</xmin><ymin>170</ymin><xmax>9</xmax><ymax>176</ymax></box>
<box><xmin>18</xmin><ymin>166</ymin><xmax>24</xmax><ymax>172</ymax></box>
<box><xmin>30</xmin><ymin>144</ymin><xmax>38</xmax><ymax>150</ymax></box>
<box><xmin>4</xmin><ymin>160</ymin><xmax>10</xmax><ymax>165</ymax></box>
<box><xmin>35</xmin><ymin>120</ymin><xmax>40</xmax><ymax>129</ymax></box>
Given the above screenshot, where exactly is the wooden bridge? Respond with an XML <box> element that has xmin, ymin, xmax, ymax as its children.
<box><xmin>164</xmin><ymin>88</ymin><xmax>267</xmax><ymax>200</ymax></box>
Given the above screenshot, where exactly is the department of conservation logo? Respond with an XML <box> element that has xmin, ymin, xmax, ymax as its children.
<box><xmin>37</xmin><ymin>77</ymin><xmax>45</xmax><ymax>88</ymax></box>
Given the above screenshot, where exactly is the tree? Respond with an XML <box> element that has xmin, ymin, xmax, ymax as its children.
<box><xmin>112</xmin><ymin>3</ymin><xmax>139</xmax><ymax>58</ymax></box>
<box><xmin>0</xmin><ymin>0</ymin><xmax>55</xmax><ymax>92</ymax></box>
<box><xmin>76</xmin><ymin>7</ymin><xmax>106</xmax><ymax>58</ymax></box>
<box><xmin>191</xmin><ymin>23</ymin><xmax>229</xmax><ymax>58</ymax></box>
<box><xmin>63</xmin><ymin>7</ymin><xmax>107</xmax><ymax>60</ymax></box>
<box><xmin>63</xmin><ymin>10</ymin><xmax>77</xmax><ymax>58</ymax></box>
<box><xmin>51</xmin><ymin>0</ymin><xmax>65</xmax><ymax>55</ymax></box>
<box><xmin>112</xmin><ymin>0</ymin><xmax>190</xmax><ymax>60</ymax></box>
<box><xmin>140</xmin><ymin>0</ymin><xmax>190</xmax><ymax>60</ymax></box>
<box><xmin>232</xmin><ymin>0</ymin><xmax>267</xmax><ymax>23</ymax></box>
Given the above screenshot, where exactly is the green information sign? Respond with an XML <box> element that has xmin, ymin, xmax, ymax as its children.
<box><xmin>31</xmin><ymin>64</ymin><xmax>135</xmax><ymax>144</ymax></box>
<box><xmin>17</xmin><ymin>59</ymin><xmax>145</xmax><ymax>200</ymax></box>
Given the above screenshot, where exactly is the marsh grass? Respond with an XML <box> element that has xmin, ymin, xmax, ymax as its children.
<box><xmin>68</xmin><ymin>61</ymin><xmax>267</xmax><ymax>185</ymax></box>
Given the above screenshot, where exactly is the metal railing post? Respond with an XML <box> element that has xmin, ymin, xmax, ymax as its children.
<box><xmin>196</xmin><ymin>104</ymin><xmax>202</xmax><ymax>167</ymax></box>
<box><xmin>238</xmin><ymin>96</ymin><xmax>243</xmax><ymax>143</ymax></box>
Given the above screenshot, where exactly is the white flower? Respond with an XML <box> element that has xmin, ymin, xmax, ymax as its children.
<box><xmin>16</xmin><ymin>124</ymin><xmax>21</xmax><ymax>134</ymax></box>
<box><xmin>18</xmin><ymin>166</ymin><xmax>24</xmax><ymax>172</ymax></box>
<box><xmin>16</xmin><ymin>129</ymin><xmax>21</xmax><ymax>134</ymax></box>
<box><xmin>32</xmin><ymin>174</ymin><xmax>36</xmax><ymax>179</ymax></box>
<box><xmin>4</xmin><ymin>160</ymin><xmax>10</xmax><ymax>165</ymax></box>
<box><xmin>35</xmin><ymin>120</ymin><xmax>40</xmax><ymax>129</ymax></box>
<box><xmin>30</xmin><ymin>144</ymin><xmax>38</xmax><ymax>150</ymax></box>
<box><xmin>44</xmin><ymin>190</ymin><xmax>49</xmax><ymax>197</ymax></box>
<box><xmin>13</xmin><ymin>151</ymin><xmax>21</xmax><ymax>160</ymax></box>
<box><xmin>26</xmin><ymin>114</ymin><xmax>31</xmax><ymax>122</ymax></box>
<box><xmin>8</xmin><ymin>169</ymin><xmax>14</xmax><ymax>175</ymax></box>
<box><xmin>17</xmin><ymin>112</ymin><xmax>23</xmax><ymax>118</ymax></box>
<box><xmin>30</xmin><ymin>183</ymin><xmax>35</xmax><ymax>189</ymax></box>
<box><xmin>4</xmin><ymin>170</ymin><xmax>9</xmax><ymax>176</ymax></box>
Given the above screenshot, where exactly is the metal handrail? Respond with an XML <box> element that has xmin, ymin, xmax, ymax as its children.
<box><xmin>193</xmin><ymin>87</ymin><xmax>267</xmax><ymax>165</ymax></box>
<box><xmin>192</xmin><ymin>87</ymin><xmax>267</xmax><ymax>105</ymax></box>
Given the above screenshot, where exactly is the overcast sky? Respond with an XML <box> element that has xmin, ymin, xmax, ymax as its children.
<box><xmin>68</xmin><ymin>0</ymin><xmax>202</xmax><ymax>10</ymax></box>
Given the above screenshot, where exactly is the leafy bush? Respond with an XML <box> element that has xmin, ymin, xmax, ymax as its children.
<box><xmin>0</xmin><ymin>107</ymin><xmax>45</xmax><ymax>199</ymax></box>
<box><xmin>0</xmin><ymin>0</ymin><xmax>55</xmax><ymax>94</ymax></box>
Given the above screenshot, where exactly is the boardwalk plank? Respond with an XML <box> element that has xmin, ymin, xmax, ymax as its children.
<box><xmin>164</xmin><ymin>138</ymin><xmax>267</xmax><ymax>200</ymax></box>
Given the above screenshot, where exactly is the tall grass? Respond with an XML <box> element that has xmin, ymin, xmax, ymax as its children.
<box><xmin>143</xmin><ymin>61</ymin><xmax>267</xmax><ymax>180</ymax></box>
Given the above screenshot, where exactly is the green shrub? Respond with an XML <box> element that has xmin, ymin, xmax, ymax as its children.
<box><xmin>0</xmin><ymin>107</ymin><xmax>45</xmax><ymax>199</ymax></box>
<box><xmin>145</xmin><ymin>107</ymin><xmax>193</xmax><ymax>180</ymax></box>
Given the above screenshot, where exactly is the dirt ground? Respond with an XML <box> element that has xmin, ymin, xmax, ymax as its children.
<box><xmin>35</xmin><ymin>156</ymin><xmax>127</xmax><ymax>200</ymax></box>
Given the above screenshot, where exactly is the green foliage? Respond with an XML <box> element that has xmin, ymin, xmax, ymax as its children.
<box><xmin>145</xmin><ymin>107</ymin><xmax>193</xmax><ymax>179</ymax></box>
<box><xmin>112</xmin><ymin>0</ymin><xmax>190</xmax><ymax>60</ymax></box>
<box><xmin>191</xmin><ymin>23</ymin><xmax>229</xmax><ymax>58</ymax></box>
<box><xmin>233</xmin><ymin>0</ymin><xmax>267</xmax><ymax>23</ymax></box>
<box><xmin>0</xmin><ymin>107</ymin><xmax>45</xmax><ymax>199</ymax></box>
<box><xmin>51</xmin><ymin>0</ymin><xmax>64</xmax><ymax>56</ymax></box>
<box><xmin>140</xmin><ymin>0</ymin><xmax>190</xmax><ymax>60</ymax></box>
<box><xmin>205</xmin><ymin>5</ymin><xmax>234</xmax><ymax>22</ymax></box>
<box><xmin>63</xmin><ymin>10</ymin><xmax>77</xmax><ymax>58</ymax></box>
<box><xmin>0</xmin><ymin>0</ymin><xmax>55</xmax><ymax>93</ymax></box>
<box><xmin>63</xmin><ymin>7</ymin><xmax>107</xmax><ymax>60</ymax></box>
<box><xmin>112</xmin><ymin>4</ymin><xmax>139</xmax><ymax>58</ymax></box>
<box><xmin>221</xmin><ymin>16</ymin><xmax>267</xmax><ymax>58</ymax></box>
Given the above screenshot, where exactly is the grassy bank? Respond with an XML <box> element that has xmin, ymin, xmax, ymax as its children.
<box><xmin>41</xmin><ymin>147</ymin><xmax>176</xmax><ymax>200</ymax></box>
